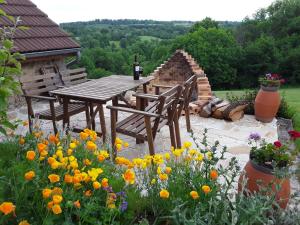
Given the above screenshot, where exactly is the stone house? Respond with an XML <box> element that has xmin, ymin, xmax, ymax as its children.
<box><xmin>0</xmin><ymin>0</ymin><xmax>80</xmax><ymax>104</ymax></box>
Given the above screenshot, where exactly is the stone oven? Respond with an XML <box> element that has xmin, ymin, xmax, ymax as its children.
<box><xmin>149</xmin><ymin>50</ymin><xmax>212</xmax><ymax>102</ymax></box>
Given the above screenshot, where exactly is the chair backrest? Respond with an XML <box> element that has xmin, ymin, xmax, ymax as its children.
<box><xmin>178</xmin><ymin>75</ymin><xmax>198</xmax><ymax>114</ymax></box>
<box><xmin>60</xmin><ymin>68</ymin><xmax>87</xmax><ymax>86</ymax></box>
<box><xmin>145</xmin><ymin>85</ymin><xmax>183</xmax><ymax>135</ymax></box>
<box><xmin>20</xmin><ymin>73</ymin><xmax>62</xmax><ymax>96</ymax></box>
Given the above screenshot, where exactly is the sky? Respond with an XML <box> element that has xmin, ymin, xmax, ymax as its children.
<box><xmin>33</xmin><ymin>0</ymin><xmax>275</xmax><ymax>24</ymax></box>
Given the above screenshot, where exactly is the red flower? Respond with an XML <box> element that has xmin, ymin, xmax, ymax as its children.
<box><xmin>274</xmin><ymin>141</ymin><xmax>282</xmax><ymax>148</ymax></box>
<box><xmin>288</xmin><ymin>130</ymin><xmax>300</xmax><ymax>140</ymax></box>
<box><xmin>280</xmin><ymin>79</ymin><xmax>285</xmax><ymax>84</ymax></box>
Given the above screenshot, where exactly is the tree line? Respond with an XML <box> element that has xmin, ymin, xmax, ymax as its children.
<box><xmin>63</xmin><ymin>0</ymin><xmax>300</xmax><ymax>89</ymax></box>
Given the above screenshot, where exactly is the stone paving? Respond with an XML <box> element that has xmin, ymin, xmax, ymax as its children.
<box><xmin>7</xmin><ymin>100</ymin><xmax>300</xmax><ymax>204</ymax></box>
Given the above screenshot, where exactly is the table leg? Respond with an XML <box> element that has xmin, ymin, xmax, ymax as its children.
<box><xmin>112</xmin><ymin>97</ymin><xmax>118</xmax><ymax>121</ymax></box>
<box><xmin>110</xmin><ymin>109</ymin><xmax>117</xmax><ymax>159</ymax></box>
<box><xmin>89</xmin><ymin>103</ymin><xmax>96</xmax><ymax>130</ymax></box>
<box><xmin>99</xmin><ymin>104</ymin><xmax>106</xmax><ymax>143</ymax></box>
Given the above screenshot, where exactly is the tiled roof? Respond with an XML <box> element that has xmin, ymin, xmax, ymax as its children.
<box><xmin>0</xmin><ymin>0</ymin><xmax>80</xmax><ymax>54</ymax></box>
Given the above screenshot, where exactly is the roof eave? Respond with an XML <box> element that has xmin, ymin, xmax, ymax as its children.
<box><xmin>22</xmin><ymin>48</ymin><xmax>81</xmax><ymax>59</ymax></box>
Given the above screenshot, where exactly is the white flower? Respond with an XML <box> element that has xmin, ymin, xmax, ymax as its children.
<box><xmin>140</xmin><ymin>189</ymin><xmax>148</xmax><ymax>197</ymax></box>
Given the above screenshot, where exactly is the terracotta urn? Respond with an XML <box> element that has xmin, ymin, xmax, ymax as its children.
<box><xmin>238</xmin><ymin>160</ymin><xmax>290</xmax><ymax>209</ymax></box>
<box><xmin>254</xmin><ymin>85</ymin><xmax>281</xmax><ymax>123</ymax></box>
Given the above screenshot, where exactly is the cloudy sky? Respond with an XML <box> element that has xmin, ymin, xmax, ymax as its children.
<box><xmin>33</xmin><ymin>0</ymin><xmax>275</xmax><ymax>24</ymax></box>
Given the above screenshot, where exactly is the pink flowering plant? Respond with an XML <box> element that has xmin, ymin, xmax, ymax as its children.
<box><xmin>258</xmin><ymin>73</ymin><xmax>285</xmax><ymax>88</ymax></box>
<box><xmin>248</xmin><ymin>131</ymin><xmax>299</xmax><ymax>169</ymax></box>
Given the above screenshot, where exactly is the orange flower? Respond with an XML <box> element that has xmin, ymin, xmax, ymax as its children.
<box><xmin>159</xmin><ymin>173</ymin><xmax>168</xmax><ymax>181</ymax></box>
<box><xmin>93</xmin><ymin>181</ymin><xmax>101</xmax><ymax>190</ymax></box>
<box><xmin>165</xmin><ymin>167</ymin><xmax>172</xmax><ymax>174</ymax></box>
<box><xmin>124</xmin><ymin>142</ymin><xmax>129</xmax><ymax>148</ymax></box>
<box><xmin>159</xmin><ymin>189</ymin><xmax>170</xmax><ymax>199</ymax></box>
<box><xmin>42</xmin><ymin>188</ymin><xmax>52</xmax><ymax>199</ymax></box>
<box><xmin>122</xmin><ymin>169</ymin><xmax>135</xmax><ymax>184</ymax></box>
<box><xmin>101</xmin><ymin>178</ymin><xmax>109</xmax><ymax>188</ymax></box>
<box><xmin>64</xmin><ymin>174</ymin><xmax>73</xmax><ymax>184</ymax></box>
<box><xmin>84</xmin><ymin>159</ymin><xmax>92</xmax><ymax>166</ymax></box>
<box><xmin>202</xmin><ymin>185</ymin><xmax>211</xmax><ymax>194</ymax></box>
<box><xmin>86</xmin><ymin>141</ymin><xmax>97</xmax><ymax>151</ymax></box>
<box><xmin>26</xmin><ymin>151</ymin><xmax>36</xmax><ymax>161</ymax></box>
<box><xmin>48</xmin><ymin>174</ymin><xmax>60</xmax><ymax>183</ymax></box>
<box><xmin>47</xmin><ymin>201</ymin><xmax>54</xmax><ymax>210</ymax></box>
<box><xmin>85</xmin><ymin>190</ymin><xmax>92</xmax><ymax>197</ymax></box>
<box><xmin>74</xmin><ymin>200</ymin><xmax>81</xmax><ymax>208</ymax></box>
<box><xmin>24</xmin><ymin>171</ymin><xmax>35</xmax><ymax>181</ymax></box>
<box><xmin>52</xmin><ymin>204</ymin><xmax>62</xmax><ymax>214</ymax></box>
<box><xmin>52</xmin><ymin>195</ymin><xmax>63</xmax><ymax>204</ymax></box>
<box><xmin>0</xmin><ymin>202</ymin><xmax>16</xmax><ymax>215</ymax></box>
<box><xmin>80</xmin><ymin>132</ymin><xmax>89</xmax><ymax>140</ymax></box>
<box><xmin>210</xmin><ymin>170</ymin><xmax>218</xmax><ymax>180</ymax></box>
<box><xmin>115</xmin><ymin>137</ymin><xmax>123</xmax><ymax>145</ymax></box>
<box><xmin>19</xmin><ymin>220</ymin><xmax>30</xmax><ymax>225</ymax></box>
<box><xmin>190</xmin><ymin>191</ymin><xmax>199</xmax><ymax>200</ymax></box>
<box><xmin>97</xmin><ymin>154</ymin><xmax>105</xmax><ymax>162</ymax></box>
<box><xmin>49</xmin><ymin>134</ymin><xmax>59</xmax><ymax>144</ymax></box>
<box><xmin>19</xmin><ymin>137</ymin><xmax>25</xmax><ymax>145</ymax></box>
<box><xmin>37</xmin><ymin>143</ymin><xmax>47</xmax><ymax>153</ymax></box>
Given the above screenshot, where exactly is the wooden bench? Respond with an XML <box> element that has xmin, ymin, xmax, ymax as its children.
<box><xmin>20</xmin><ymin>73</ymin><xmax>89</xmax><ymax>134</ymax></box>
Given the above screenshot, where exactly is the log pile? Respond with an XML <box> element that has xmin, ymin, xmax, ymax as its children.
<box><xmin>189</xmin><ymin>97</ymin><xmax>248</xmax><ymax>122</ymax></box>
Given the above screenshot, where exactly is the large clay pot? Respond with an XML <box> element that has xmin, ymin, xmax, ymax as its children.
<box><xmin>238</xmin><ymin>160</ymin><xmax>290</xmax><ymax>209</ymax></box>
<box><xmin>254</xmin><ymin>86</ymin><xmax>281</xmax><ymax>123</ymax></box>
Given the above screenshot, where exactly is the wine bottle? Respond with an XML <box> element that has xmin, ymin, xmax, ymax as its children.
<box><xmin>133</xmin><ymin>54</ymin><xmax>140</xmax><ymax>80</ymax></box>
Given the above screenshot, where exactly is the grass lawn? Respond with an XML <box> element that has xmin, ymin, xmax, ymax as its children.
<box><xmin>214</xmin><ymin>87</ymin><xmax>300</xmax><ymax>130</ymax></box>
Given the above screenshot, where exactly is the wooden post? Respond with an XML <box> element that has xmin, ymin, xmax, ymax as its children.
<box><xmin>99</xmin><ymin>104</ymin><xmax>106</xmax><ymax>143</ymax></box>
<box><xmin>173</xmin><ymin>111</ymin><xmax>181</xmax><ymax>148</ymax></box>
<box><xmin>110</xmin><ymin>109</ymin><xmax>117</xmax><ymax>159</ymax></box>
<box><xmin>62</xmin><ymin>97</ymin><xmax>70</xmax><ymax>132</ymax></box>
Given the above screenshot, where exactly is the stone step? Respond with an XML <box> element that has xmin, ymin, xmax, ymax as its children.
<box><xmin>198</xmin><ymin>95</ymin><xmax>212</xmax><ymax>100</ymax></box>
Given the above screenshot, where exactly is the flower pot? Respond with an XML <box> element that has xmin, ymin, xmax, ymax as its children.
<box><xmin>254</xmin><ymin>86</ymin><xmax>281</xmax><ymax>123</ymax></box>
<box><xmin>238</xmin><ymin>160</ymin><xmax>290</xmax><ymax>209</ymax></box>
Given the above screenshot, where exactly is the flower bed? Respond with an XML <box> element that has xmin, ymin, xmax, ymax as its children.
<box><xmin>0</xmin><ymin>127</ymin><xmax>299</xmax><ymax>225</ymax></box>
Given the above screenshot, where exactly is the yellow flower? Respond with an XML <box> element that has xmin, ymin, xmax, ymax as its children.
<box><xmin>159</xmin><ymin>189</ymin><xmax>170</xmax><ymax>199</ymax></box>
<box><xmin>188</xmin><ymin>149</ymin><xmax>197</xmax><ymax>156</ymax></box>
<box><xmin>88</xmin><ymin>168</ymin><xmax>103</xmax><ymax>181</ymax></box>
<box><xmin>48</xmin><ymin>174</ymin><xmax>60</xmax><ymax>183</ymax></box>
<box><xmin>52</xmin><ymin>204</ymin><xmax>62</xmax><ymax>214</ymax></box>
<box><xmin>115</xmin><ymin>137</ymin><xmax>123</xmax><ymax>145</ymax></box>
<box><xmin>42</xmin><ymin>188</ymin><xmax>52</xmax><ymax>199</ymax></box>
<box><xmin>40</xmin><ymin>150</ymin><xmax>48</xmax><ymax>157</ymax></box>
<box><xmin>115</xmin><ymin>143</ymin><xmax>122</xmax><ymax>151</ymax></box>
<box><xmin>157</xmin><ymin>167</ymin><xmax>162</xmax><ymax>174</ymax></box>
<box><xmin>107</xmin><ymin>203</ymin><xmax>116</xmax><ymax>209</ymax></box>
<box><xmin>26</xmin><ymin>151</ymin><xmax>36</xmax><ymax>161</ymax></box>
<box><xmin>19</xmin><ymin>220</ymin><xmax>30</xmax><ymax>225</ymax></box>
<box><xmin>80</xmin><ymin>132</ymin><xmax>89</xmax><ymax>140</ymax></box>
<box><xmin>86</xmin><ymin>141</ymin><xmax>97</xmax><ymax>151</ymax></box>
<box><xmin>101</xmin><ymin>178</ymin><xmax>109</xmax><ymax>188</ymax></box>
<box><xmin>93</xmin><ymin>181</ymin><xmax>101</xmax><ymax>190</ymax></box>
<box><xmin>122</xmin><ymin>169</ymin><xmax>135</xmax><ymax>184</ymax></box>
<box><xmin>74</xmin><ymin>200</ymin><xmax>81</xmax><ymax>208</ymax></box>
<box><xmin>50</xmin><ymin>161</ymin><xmax>60</xmax><ymax>170</ymax></box>
<box><xmin>22</xmin><ymin>120</ymin><xmax>29</xmax><ymax>126</ymax></box>
<box><xmin>173</xmin><ymin>148</ymin><xmax>184</xmax><ymax>157</ymax></box>
<box><xmin>196</xmin><ymin>153</ymin><xmax>204</xmax><ymax>161</ymax></box>
<box><xmin>124</xmin><ymin>142</ymin><xmax>129</xmax><ymax>148</ymax></box>
<box><xmin>164</xmin><ymin>153</ymin><xmax>171</xmax><ymax>160</ymax></box>
<box><xmin>24</xmin><ymin>171</ymin><xmax>35</xmax><ymax>181</ymax></box>
<box><xmin>183</xmin><ymin>141</ymin><xmax>192</xmax><ymax>149</ymax></box>
<box><xmin>84</xmin><ymin>159</ymin><xmax>92</xmax><ymax>166</ymax></box>
<box><xmin>52</xmin><ymin>195</ymin><xmax>63</xmax><ymax>204</ymax></box>
<box><xmin>190</xmin><ymin>191</ymin><xmax>199</xmax><ymax>200</ymax></box>
<box><xmin>153</xmin><ymin>154</ymin><xmax>164</xmax><ymax>164</ymax></box>
<box><xmin>19</xmin><ymin>137</ymin><xmax>25</xmax><ymax>145</ymax></box>
<box><xmin>151</xmin><ymin>178</ymin><xmax>156</xmax><ymax>185</ymax></box>
<box><xmin>69</xmin><ymin>142</ymin><xmax>77</xmax><ymax>149</ymax></box>
<box><xmin>159</xmin><ymin>173</ymin><xmax>168</xmax><ymax>181</ymax></box>
<box><xmin>165</xmin><ymin>167</ymin><xmax>172</xmax><ymax>174</ymax></box>
<box><xmin>202</xmin><ymin>185</ymin><xmax>211</xmax><ymax>194</ymax></box>
<box><xmin>0</xmin><ymin>202</ymin><xmax>16</xmax><ymax>215</ymax></box>
<box><xmin>67</xmin><ymin>149</ymin><xmax>73</xmax><ymax>155</ymax></box>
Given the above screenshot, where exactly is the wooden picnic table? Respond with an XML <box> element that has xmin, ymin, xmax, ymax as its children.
<box><xmin>50</xmin><ymin>75</ymin><xmax>154</xmax><ymax>142</ymax></box>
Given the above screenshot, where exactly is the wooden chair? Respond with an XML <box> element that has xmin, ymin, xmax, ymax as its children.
<box><xmin>20</xmin><ymin>73</ymin><xmax>89</xmax><ymax>134</ymax></box>
<box><xmin>60</xmin><ymin>68</ymin><xmax>88</xmax><ymax>86</ymax></box>
<box><xmin>151</xmin><ymin>75</ymin><xmax>197</xmax><ymax>132</ymax></box>
<box><xmin>107</xmin><ymin>85</ymin><xmax>183</xmax><ymax>157</ymax></box>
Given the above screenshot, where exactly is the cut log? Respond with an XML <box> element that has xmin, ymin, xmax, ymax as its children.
<box><xmin>212</xmin><ymin>105</ymin><xmax>228</xmax><ymax>119</ymax></box>
<box><xmin>212</xmin><ymin>101</ymin><xmax>230</xmax><ymax>111</ymax></box>
<box><xmin>223</xmin><ymin>104</ymin><xmax>248</xmax><ymax>121</ymax></box>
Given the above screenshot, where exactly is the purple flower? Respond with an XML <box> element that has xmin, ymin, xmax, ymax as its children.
<box><xmin>120</xmin><ymin>200</ymin><xmax>128</xmax><ymax>212</ymax></box>
<box><xmin>116</xmin><ymin>191</ymin><xmax>126</xmax><ymax>197</ymax></box>
<box><xmin>249</xmin><ymin>132</ymin><xmax>261</xmax><ymax>141</ymax></box>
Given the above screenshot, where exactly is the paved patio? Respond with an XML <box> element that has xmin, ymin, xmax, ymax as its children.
<box><xmin>8</xmin><ymin>100</ymin><xmax>300</xmax><ymax>203</ymax></box>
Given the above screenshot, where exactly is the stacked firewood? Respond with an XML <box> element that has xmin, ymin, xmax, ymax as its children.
<box><xmin>189</xmin><ymin>97</ymin><xmax>248</xmax><ymax>122</ymax></box>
